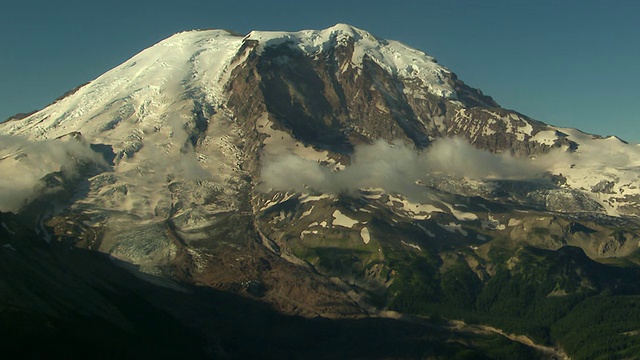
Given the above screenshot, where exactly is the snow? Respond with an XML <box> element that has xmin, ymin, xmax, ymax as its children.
<box><xmin>300</xmin><ymin>205</ymin><xmax>314</xmax><ymax>219</ymax></box>
<box><xmin>531</xmin><ymin>130</ymin><xmax>558</xmax><ymax>146</ymax></box>
<box><xmin>332</xmin><ymin>210</ymin><xmax>359</xmax><ymax>228</ymax></box>
<box><xmin>481</xmin><ymin>214</ymin><xmax>505</xmax><ymax>230</ymax></box>
<box><xmin>261</xmin><ymin>192</ymin><xmax>297</xmax><ymax>211</ymax></box>
<box><xmin>0</xmin><ymin>24</ymin><xmax>463</xmax><ymax>227</ymax></box>
<box><xmin>300</xmin><ymin>229</ymin><xmax>319</xmax><ymax>239</ymax></box>
<box><xmin>443</xmin><ymin>203</ymin><xmax>478</xmax><ymax>221</ymax></box>
<box><xmin>3</xmin><ymin>30</ymin><xmax>245</xmax><ymax>141</ymax></box>
<box><xmin>1</xmin><ymin>222</ymin><xmax>15</xmax><ymax>235</ymax></box>
<box><xmin>453</xmin><ymin>109</ymin><xmax>640</xmax><ymax>219</ymax></box>
<box><xmin>508</xmin><ymin>219</ymin><xmax>523</xmax><ymax>227</ymax></box>
<box><xmin>37</xmin><ymin>216</ymin><xmax>52</xmax><ymax>243</ymax></box>
<box><xmin>246</xmin><ymin>24</ymin><xmax>457</xmax><ymax>99</ymax></box>
<box><xmin>476</xmin><ymin>110</ymin><xmax>534</xmax><ymax>142</ymax></box>
<box><xmin>300</xmin><ymin>194</ymin><xmax>333</xmax><ymax>203</ymax></box>
<box><xmin>401</xmin><ymin>240</ymin><xmax>421</xmax><ymax>251</ymax></box>
<box><xmin>515</xmin><ymin>116</ymin><xmax>533</xmax><ymax>141</ymax></box>
<box><xmin>2</xmin><ymin>244</ymin><xmax>17</xmax><ymax>251</ymax></box>
<box><xmin>416</xmin><ymin>223</ymin><xmax>436</xmax><ymax>238</ymax></box>
<box><xmin>540</xmin><ymin>126</ymin><xmax>640</xmax><ymax>216</ymax></box>
<box><xmin>360</xmin><ymin>227</ymin><xmax>371</xmax><ymax>244</ymax></box>
<box><xmin>1</xmin><ymin>20</ymin><xmax>640</xmax><ymax>266</ymax></box>
<box><xmin>256</xmin><ymin>113</ymin><xmax>331</xmax><ymax>163</ymax></box>
<box><xmin>1</xmin><ymin>28</ymin><xmax>248</xmax><ymax>226</ymax></box>
<box><xmin>439</xmin><ymin>222</ymin><xmax>468</xmax><ymax>236</ymax></box>
<box><xmin>363</xmin><ymin>189</ymin><xmax>384</xmax><ymax>200</ymax></box>
<box><xmin>387</xmin><ymin>194</ymin><xmax>443</xmax><ymax>219</ymax></box>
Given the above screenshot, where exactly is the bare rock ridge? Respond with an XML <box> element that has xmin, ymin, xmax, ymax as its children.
<box><xmin>1</xmin><ymin>24</ymin><xmax>640</xmax><ymax>358</ymax></box>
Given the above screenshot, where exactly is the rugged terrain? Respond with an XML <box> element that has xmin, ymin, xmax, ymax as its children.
<box><xmin>2</xmin><ymin>24</ymin><xmax>640</xmax><ymax>358</ymax></box>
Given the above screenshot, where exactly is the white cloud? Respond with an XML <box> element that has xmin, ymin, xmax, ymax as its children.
<box><xmin>0</xmin><ymin>134</ymin><xmax>107</xmax><ymax>212</ymax></box>
<box><xmin>259</xmin><ymin>137</ymin><xmax>554</xmax><ymax>199</ymax></box>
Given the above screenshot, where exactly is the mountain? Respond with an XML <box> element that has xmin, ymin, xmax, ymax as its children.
<box><xmin>2</xmin><ymin>24</ymin><xmax>640</xmax><ymax>358</ymax></box>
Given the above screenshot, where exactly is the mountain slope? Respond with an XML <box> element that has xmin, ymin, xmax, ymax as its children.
<box><xmin>1</xmin><ymin>24</ymin><xmax>640</xmax><ymax>359</ymax></box>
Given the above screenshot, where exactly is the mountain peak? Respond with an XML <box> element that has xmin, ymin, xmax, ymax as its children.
<box><xmin>245</xmin><ymin>24</ymin><xmax>456</xmax><ymax>99</ymax></box>
<box><xmin>3</xmin><ymin>24</ymin><xmax>640</xmax><ymax>219</ymax></box>
<box><xmin>2</xmin><ymin>24</ymin><xmax>640</xmax><ymax>360</ymax></box>
<box><xmin>326</xmin><ymin>22</ymin><xmax>363</xmax><ymax>33</ymax></box>
<box><xmin>3</xmin><ymin>24</ymin><xmax>459</xmax><ymax>142</ymax></box>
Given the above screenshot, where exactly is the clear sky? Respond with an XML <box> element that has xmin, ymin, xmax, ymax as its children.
<box><xmin>1</xmin><ymin>0</ymin><xmax>639</xmax><ymax>142</ymax></box>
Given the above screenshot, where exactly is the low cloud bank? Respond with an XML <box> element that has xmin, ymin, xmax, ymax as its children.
<box><xmin>0</xmin><ymin>135</ymin><xmax>107</xmax><ymax>212</ymax></box>
<box><xmin>260</xmin><ymin>137</ymin><xmax>557</xmax><ymax>198</ymax></box>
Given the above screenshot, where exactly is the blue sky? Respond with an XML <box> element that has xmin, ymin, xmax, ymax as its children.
<box><xmin>1</xmin><ymin>0</ymin><xmax>639</xmax><ymax>142</ymax></box>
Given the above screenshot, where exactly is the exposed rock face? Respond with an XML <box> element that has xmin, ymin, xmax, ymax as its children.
<box><xmin>1</xmin><ymin>24</ymin><xmax>640</xmax><ymax>323</ymax></box>
<box><xmin>227</xmin><ymin>29</ymin><xmax>556</xmax><ymax>158</ymax></box>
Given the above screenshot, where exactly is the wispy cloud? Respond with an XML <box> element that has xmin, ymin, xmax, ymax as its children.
<box><xmin>0</xmin><ymin>134</ymin><xmax>107</xmax><ymax>212</ymax></box>
<box><xmin>259</xmin><ymin>137</ymin><xmax>554</xmax><ymax>199</ymax></box>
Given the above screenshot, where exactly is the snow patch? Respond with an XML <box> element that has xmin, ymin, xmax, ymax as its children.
<box><xmin>531</xmin><ymin>130</ymin><xmax>558</xmax><ymax>146</ymax></box>
<box><xmin>300</xmin><ymin>229</ymin><xmax>319</xmax><ymax>239</ymax></box>
<box><xmin>261</xmin><ymin>192</ymin><xmax>296</xmax><ymax>211</ymax></box>
<box><xmin>2</xmin><ymin>244</ymin><xmax>16</xmax><ymax>251</ymax></box>
<box><xmin>416</xmin><ymin>223</ymin><xmax>436</xmax><ymax>238</ymax></box>
<box><xmin>257</xmin><ymin>113</ymin><xmax>331</xmax><ymax>163</ymax></box>
<box><xmin>401</xmin><ymin>240</ymin><xmax>421</xmax><ymax>251</ymax></box>
<box><xmin>360</xmin><ymin>227</ymin><xmax>371</xmax><ymax>244</ymax></box>
<box><xmin>332</xmin><ymin>210</ymin><xmax>358</xmax><ymax>228</ymax></box>
<box><xmin>444</xmin><ymin>203</ymin><xmax>478</xmax><ymax>221</ymax></box>
<box><xmin>481</xmin><ymin>214</ymin><xmax>505</xmax><ymax>230</ymax></box>
<box><xmin>300</xmin><ymin>205</ymin><xmax>314</xmax><ymax>219</ymax></box>
<box><xmin>508</xmin><ymin>218</ymin><xmax>523</xmax><ymax>227</ymax></box>
<box><xmin>2</xmin><ymin>223</ymin><xmax>15</xmax><ymax>235</ymax></box>
<box><xmin>439</xmin><ymin>222</ymin><xmax>468</xmax><ymax>236</ymax></box>
<box><xmin>387</xmin><ymin>193</ymin><xmax>443</xmax><ymax>219</ymax></box>
<box><xmin>300</xmin><ymin>194</ymin><xmax>333</xmax><ymax>203</ymax></box>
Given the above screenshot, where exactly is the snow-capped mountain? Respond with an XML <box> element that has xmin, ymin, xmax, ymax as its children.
<box><xmin>4</xmin><ymin>24</ymin><xmax>639</xmax><ymax>219</ymax></box>
<box><xmin>2</xmin><ymin>24</ymin><xmax>640</xmax><ymax>358</ymax></box>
